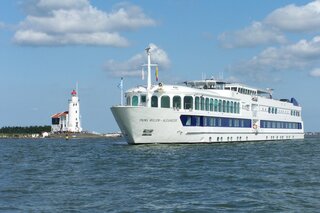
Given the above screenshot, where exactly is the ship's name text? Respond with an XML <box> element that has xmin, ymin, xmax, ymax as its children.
<box><xmin>139</xmin><ymin>118</ymin><xmax>177</xmax><ymax>123</ymax></box>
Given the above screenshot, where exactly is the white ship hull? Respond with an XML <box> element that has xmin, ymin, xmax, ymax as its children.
<box><xmin>111</xmin><ymin>106</ymin><xmax>304</xmax><ymax>144</ymax></box>
<box><xmin>111</xmin><ymin>47</ymin><xmax>304</xmax><ymax>145</ymax></box>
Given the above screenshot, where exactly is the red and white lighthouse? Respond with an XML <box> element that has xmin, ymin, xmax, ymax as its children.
<box><xmin>67</xmin><ymin>89</ymin><xmax>82</xmax><ymax>132</ymax></box>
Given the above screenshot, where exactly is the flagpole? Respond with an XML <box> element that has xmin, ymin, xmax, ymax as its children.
<box><xmin>120</xmin><ymin>77</ymin><xmax>123</xmax><ymax>106</ymax></box>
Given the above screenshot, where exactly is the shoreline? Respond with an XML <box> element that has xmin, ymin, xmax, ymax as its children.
<box><xmin>0</xmin><ymin>132</ymin><xmax>122</xmax><ymax>139</ymax></box>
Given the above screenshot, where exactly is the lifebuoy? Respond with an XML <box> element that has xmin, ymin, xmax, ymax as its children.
<box><xmin>253</xmin><ymin>124</ymin><xmax>258</xmax><ymax>129</ymax></box>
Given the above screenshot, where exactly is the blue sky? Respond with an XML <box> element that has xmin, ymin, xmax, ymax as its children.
<box><xmin>1</xmin><ymin>0</ymin><xmax>319</xmax><ymax>133</ymax></box>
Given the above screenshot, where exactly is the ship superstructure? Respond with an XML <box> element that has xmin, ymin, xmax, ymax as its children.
<box><xmin>111</xmin><ymin>47</ymin><xmax>304</xmax><ymax>144</ymax></box>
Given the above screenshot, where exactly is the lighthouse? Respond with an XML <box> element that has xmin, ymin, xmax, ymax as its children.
<box><xmin>67</xmin><ymin>89</ymin><xmax>82</xmax><ymax>132</ymax></box>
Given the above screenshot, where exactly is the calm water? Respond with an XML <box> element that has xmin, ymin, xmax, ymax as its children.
<box><xmin>1</xmin><ymin>137</ymin><xmax>320</xmax><ymax>212</ymax></box>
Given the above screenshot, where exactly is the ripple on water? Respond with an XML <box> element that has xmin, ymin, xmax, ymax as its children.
<box><xmin>0</xmin><ymin>138</ymin><xmax>320</xmax><ymax>212</ymax></box>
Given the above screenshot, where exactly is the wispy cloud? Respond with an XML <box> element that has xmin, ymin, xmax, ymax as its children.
<box><xmin>13</xmin><ymin>0</ymin><xmax>156</xmax><ymax>46</ymax></box>
<box><xmin>219</xmin><ymin>0</ymin><xmax>320</xmax><ymax>81</ymax></box>
<box><xmin>218</xmin><ymin>22</ymin><xmax>286</xmax><ymax>48</ymax></box>
<box><xmin>228</xmin><ymin>36</ymin><xmax>320</xmax><ymax>81</ymax></box>
<box><xmin>104</xmin><ymin>43</ymin><xmax>171</xmax><ymax>77</ymax></box>
<box><xmin>219</xmin><ymin>0</ymin><xmax>320</xmax><ymax>48</ymax></box>
<box><xmin>310</xmin><ymin>68</ymin><xmax>320</xmax><ymax>77</ymax></box>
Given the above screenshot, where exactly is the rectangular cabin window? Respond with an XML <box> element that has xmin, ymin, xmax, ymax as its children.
<box><xmin>203</xmin><ymin>117</ymin><xmax>207</xmax><ymax>126</ymax></box>
<box><xmin>186</xmin><ymin>116</ymin><xmax>191</xmax><ymax>126</ymax></box>
<box><xmin>196</xmin><ymin>116</ymin><xmax>201</xmax><ymax>126</ymax></box>
<box><xmin>210</xmin><ymin>117</ymin><xmax>215</xmax><ymax>126</ymax></box>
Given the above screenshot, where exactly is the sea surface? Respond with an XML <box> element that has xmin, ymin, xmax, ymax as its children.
<box><xmin>1</xmin><ymin>137</ymin><xmax>320</xmax><ymax>212</ymax></box>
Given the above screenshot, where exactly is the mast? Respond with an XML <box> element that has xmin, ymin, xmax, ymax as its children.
<box><xmin>145</xmin><ymin>47</ymin><xmax>151</xmax><ymax>107</ymax></box>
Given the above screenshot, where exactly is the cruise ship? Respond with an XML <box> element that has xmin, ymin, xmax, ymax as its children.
<box><xmin>111</xmin><ymin>47</ymin><xmax>304</xmax><ymax>144</ymax></box>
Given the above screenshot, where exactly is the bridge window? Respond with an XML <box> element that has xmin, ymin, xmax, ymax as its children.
<box><xmin>161</xmin><ymin>96</ymin><xmax>170</xmax><ymax>108</ymax></box>
<box><xmin>226</xmin><ymin>101</ymin><xmax>230</xmax><ymax>113</ymax></box>
<box><xmin>205</xmin><ymin>98</ymin><xmax>209</xmax><ymax>111</ymax></box>
<box><xmin>200</xmin><ymin>97</ymin><xmax>205</xmax><ymax>110</ymax></box>
<box><xmin>173</xmin><ymin>96</ymin><xmax>181</xmax><ymax>109</ymax></box>
<box><xmin>214</xmin><ymin>99</ymin><xmax>218</xmax><ymax>111</ymax></box>
<box><xmin>223</xmin><ymin>100</ymin><xmax>226</xmax><ymax>112</ymax></box>
<box><xmin>230</xmin><ymin>101</ymin><xmax>233</xmax><ymax>113</ymax></box>
<box><xmin>195</xmin><ymin>97</ymin><xmax>200</xmax><ymax>110</ymax></box>
<box><xmin>209</xmin><ymin>99</ymin><xmax>213</xmax><ymax>111</ymax></box>
<box><xmin>132</xmin><ymin>96</ymin><xmax>138</xmax><ymax>106</ymax></box>
<box><xmin>184</xmin><ymin>96</ymin><xmax>193</xmax><ymax>109</ymax></box>
<box><xmin>151</xmin><ymin>96</ymin><xmax>158</xmax><ymax>107</ymax></box>
<box><xmin>218</xmin><ymin>100</ymin><xmax>222</xmax><ymax>112</ymax></box>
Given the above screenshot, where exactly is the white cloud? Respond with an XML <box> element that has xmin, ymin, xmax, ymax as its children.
<box><xmin>228</xmin><ymin>36</ymin><xmax>320</xmax><ymax>81</ymax></box>
<box><xmin>218</xmin><ymin>22</ymin><xmax>286</xmax><ymax>48</ymax></box>
<box><xmin>310</xmin><ymin>68</ymin><xmax>320</xmax><ymax>77</ymax></box>
<box><xmin>37</xmin><ymin>0</ymin><xmax>89</xmax><ymax>10</ymax></box>
<box><xmin>13</xmin><ymin>0</ymin><xmax>156</xmax><ymax>46</ymax></box>
<box><xmin>104</xmin><ymin>43</ymin><xmax>171</xmax><ymax>77</ymax></box>
<box><xmin>218</xmin><ymin>1</ymin><xmax>320</xmax><ymax>48</ymax></box>
<box><xmin>265</xmin><ymin>0</ymin><xmax>320</xmax><ymax>32</ymax></box>
<box><xmin>14</xmin><ymin>30</ymin><xmax>129</xmax><ymax>47</ymax></box>
<box><xmin>0</xmin><ymin>22</ymin><xmax>5</xmax><ymax>29</ymax></box>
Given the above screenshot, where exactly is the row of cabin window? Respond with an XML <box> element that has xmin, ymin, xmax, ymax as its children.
<box><xmin>128</xmin><ymin>95</ymin><xmax>240</xmax><ymax>114</ymax></box>
<box><xmin>268</xmin><ymin>107</ymin><xmax>301</xmax><ymax>117</ymax></box>
<box><xmin>291</xmin><ymin>110</ymin><xmax>300</xmax><ymax>117</ymax></box>
<box><xmin>180</xmin><ymin>115</ymin><xmax>251</xmax><ymax>128</ymax></box>
<box><xmin>268</xmin><ymin>107</ymin><xmax>278</xmax><ymax>114</ymax></box>
<box><xmin>260</xmin><ymin>120</ymin><xmax>302</xmax><ymax>129</ymax></box>
<box><xmin>194</xmin><ymin>97</ymin><xmax>240</xmax><ymax>114</ymax></box>
<box><xmin>225</xmin><ymin>87</ymin><xmax>257</xmax><ymax>96</ymax></box>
